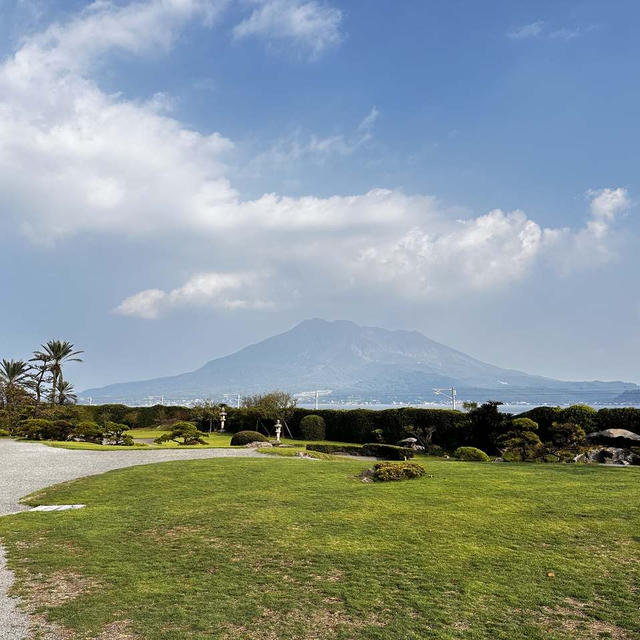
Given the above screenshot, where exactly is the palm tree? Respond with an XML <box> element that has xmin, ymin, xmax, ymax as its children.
<box><xmin>0</xmin><ymin>359</ymin><xmax>31</xmax><ymax>408</ymax></box>
<box><xmin>41</xmin><ymin>340</ymin><xmax>83</xmax><ymax>404</ymax></box>
<box><xmin>57</xmin><ymin>380</ymin><xmax>77</xmax><ymax>405</ymax></box>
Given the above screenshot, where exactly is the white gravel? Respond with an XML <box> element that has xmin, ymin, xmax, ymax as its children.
<box><xmin>0</xmin><ymin>439</ymin><xmax>262</xmax><ymax>639</ymax></box>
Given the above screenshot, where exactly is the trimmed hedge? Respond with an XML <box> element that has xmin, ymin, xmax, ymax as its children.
<box><xmin>306</xmin><ymin>443</ymin><xmax>414</xmax><ymax>460</ymax></box>
<box><xmin>373</xmin><ymin>462</ymin><xmax>426</xmax><ymax>482</ymax></box>
<box><xmin>362</xmin><ymin>443</ymin><xmax>414</xmax><ymax>460</ymax></box>
<box><xmin>454</xmin><ymin>446</ymin><xmax>490</xmax><ymax>462</ymax></box>
<box><xmin>306</xmin><ymin>443</ymin><xmax>363</xmax><ymax>456</ymax></box>
<box><xmin>0</xmin><ymin>429</ymin><xmax>10</xmax><ymax>437</ymax></box>
<box><xmin>298</xmin><ymin>414</ymin><xmax>326</xmax><ymax>440</ymax></box>
<box><xmin>230</xmin><ymin>430</ymin><xmax>269</xmax><ymax>446</ymax></box>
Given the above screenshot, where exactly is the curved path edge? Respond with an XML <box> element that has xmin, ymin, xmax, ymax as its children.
<box><xmin>0</xmin><ymin>439</ymin><xmax>262</xmax><ymax>639</ymax></box>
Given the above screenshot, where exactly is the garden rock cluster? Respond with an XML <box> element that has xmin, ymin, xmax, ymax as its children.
<box><xmin>579</xmin><ymin>447</ymin><xmax>640</xmax><ymax>465</ymax></box>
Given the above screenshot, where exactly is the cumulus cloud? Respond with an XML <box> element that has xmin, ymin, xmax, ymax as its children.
<box><xmin>0</xmin><ymin>1</ymin><xmax>632</xmax><ymax>317</ymax></box>
<box><xmin>233</xmin><ymin>0</ymin><xmax>343</xmax><ymax>57</ymax></box>
<box><xmin>116</xmin><ymin>272</ymin><xmax>273</xmax><ymax>318</ymax></box>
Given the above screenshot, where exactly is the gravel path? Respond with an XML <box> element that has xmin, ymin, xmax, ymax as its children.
<box><xmin>0</xmin><ymin>439</ymin><xmax>262</xmax><ymax>640</ymax></box>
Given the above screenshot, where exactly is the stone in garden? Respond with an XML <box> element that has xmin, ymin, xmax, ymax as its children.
<box><xmin>244</xmin><ymin>441</ymin><xmax>273</xmax><ymax>448</ymax></box>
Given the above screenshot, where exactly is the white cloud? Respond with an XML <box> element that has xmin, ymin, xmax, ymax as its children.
<box><xmin>116</xmin><ymin>272</ymin><xmax>273</xmax><ymax>318</ymax></box>
<box><xmin>0</xmin><ymin>1</ymin><xmax>632</xmax><ymax>315</ymax></box>
<box><xmin>233</xmin><ymin>0</ymin><xmax>342</xmax><ymax>57</ymax></box>
<box><xmin>351</xmin><ymin>209</ymin><xmax>549</xmax><ymax>299</ymax></box>
<box><xmin>508</xmin><ymin>20</ymin><xmax>591</xmax><ymax>42</ymax></box>
<box><xmin>251</xmin><ymin>106</ymin><xmax>379</xmax><ymax>167</ymax></box>
<box><xmin>507</xmin><ymin>21</ymin><xmax>544</xmax><ymax>40</ymax></box>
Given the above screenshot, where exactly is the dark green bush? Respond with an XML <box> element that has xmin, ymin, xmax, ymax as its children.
<box><xmin>362</xmin><ymin>443</ymin><xmax>414</xmax><ymax>460</ymax></box>
<box><xmin>298</xmin><ymin>414</ymin><xmax>326</xmax><ymax>440</ymax></box>
<box><xmin>230</xmin><ymin>430</ymin><xmax>268</xmax><ymax>446</ymax></box>
<box><xmin>104</xmin><ymin>421</ymin><xmax>132</xmax><ymax>446</ymax></box>
<box><xmin>72</xmin><ymin>421</ymin><xmax>104</xmax><ymax>444</ymax></box>
<box><xmin>373</xmin><ymin>462</ymin><xmax>426</xmax><ymax>482</ymax></box>
<box><xmin>453</xmin><ymin>446</ymin><xmax>490</xmax><ymax>462</ymax></box>
<box><xmin>16</xmin><ymin>418</ymin><xmax>72</xmax><ymax>441</ymax></box>
<box><xmin>154</xmin><ymin>421</ymin><xmax>206</xmax><ymax>445</ymax></box>
<box><xmin>306</xmin><ymin>443</ymin><xmax>363</xmax><ymax>455</ymax></box>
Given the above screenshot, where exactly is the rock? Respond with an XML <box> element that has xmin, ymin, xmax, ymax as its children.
<box><xmin>397</xmin><ymin>438</ymin><xmax>425</xmax><ymax>451</ymax></box>
<box><xmin>244</xmin><ymin>441</ymin><xmax>273</xmax><ymax>448</ymax></box>
<box><xmin>357</xmin><ymin>468</ymin><xmax>375</xmax><ymax>483</ymax></box>
<box><xmin>582</xmin><ymin>447</ymin><xmax>640</xmax><ymax>465</ymax></box>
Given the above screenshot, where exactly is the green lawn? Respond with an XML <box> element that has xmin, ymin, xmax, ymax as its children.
<box><xmin>1</xmin><ymin>458</ymin><xmax>639</xmax><ymax>640</ymax></box>
<box><xmin>42</xmin><ymin>430</ymin><xmax>358</xmax><ymax>451</ymax></box>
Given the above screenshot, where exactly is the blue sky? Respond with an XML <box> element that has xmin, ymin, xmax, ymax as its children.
<box><xmin>0</xmin><ymin>0</ymin><xmax>638</xmax><ymax>391</ymax></box>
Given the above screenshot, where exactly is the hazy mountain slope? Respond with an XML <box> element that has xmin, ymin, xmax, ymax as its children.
<box><xmin>82</xmin><ymin>319</ymin><xmax>638</xmax><ymax>404</ymax></box>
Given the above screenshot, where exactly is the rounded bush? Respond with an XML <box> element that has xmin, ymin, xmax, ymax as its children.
<box><xmin>372</xmin><ymin>462</ymin><xmax>426</xmax><ymax>482</ymax></box>
<box><xmin>0</xmin><ymin>429</ymin><xmax>10</xmax><ymax>438</ymax></box>
<box><xmin>299</xmin><ymin>415</ymin><xmax>326</xmax><ymax>441</ymax></box>
<box><xmin>454</xmin><ymin>446</ymin><xmax>490</xmax><ymax>462</ymax></box>
<box><xmin>230</xmin><ymin>430</ymin><xmax>268</xmax><ymax>446</ymax></box>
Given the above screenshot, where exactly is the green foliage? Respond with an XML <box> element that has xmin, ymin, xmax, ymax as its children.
<box><xmin>372</xmin><ymin>461</ymin><xmax>426</xmax><ymax>481</ymax></box>
<box><xmin>16</xmin><ymin>418</ymin><xmax>71</xmax><ymax>441</ymax></box>
<box><xmin>154</xmin><ymin>421</ymin><xmax>206</xmax><ymax>445</ymax></box>
<box><xmin>230</xmin><ymin>430</ymin><xmax>269</xmax><ymax>446</ymax></box>
<box><xmin>72</xmin><ymin>420</ymin><xmax>104</xmax><ymax>444</ymax></box>
<box><xmin>454</xmin><ymin>446</ymin><xmax>490</xmax><ymax>462</ymax></box>
<box><xmin>306</xmin><ymin>443</ymin><xmax>364</xmax><ymax>455</ymax></box>
<box><xmin>0</xmin><ymin>428</ymin><xmax>10</xmax><ymax>437</ymax></box>
<box><xmin>362</xmin><ymin>443</ymin><xmax>415</xmax><ymax>460</ymax></box>
<box><xmin>242</xmin><ymin>391</ymin><xmax>297</xmax><ymax>422</ymax></box>
<box><xmin>468</xmin><ymin>402</ymin><xmax>509</xmax><ymax>454</ymax></box>
<box><xmin>548</xmin><ymin>422</ymin><xmax>586</xmax><ymax>449</ymax></box>
<box><xmin>499</xmin><ymin>418</ymin><xmax>541</xmax><ymax>461</ymax></box>
<box><xmin>298</xmin><ymin>414</ymin><xmax>326</xmax><ymax>440</ymax></box>
<box><xmin>104</xmin><ymin>421</ymin><xmax>132</xmax><ymax>446</ymax></box>
<box><xmin>558</xmin><ymin>404</ymin><xmax>597</xmax><ymax>433</ymax></box>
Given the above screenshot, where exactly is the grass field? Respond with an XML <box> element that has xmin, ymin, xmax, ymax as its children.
<box><xmin>41</xmin><ymin>430</ymin><xmax>358</xmax><ymax>451</ymax></box>
<box><xmin>1</xmin><ymin>458</ymin><xmax>639</xmax><ymax>639</ymax></box>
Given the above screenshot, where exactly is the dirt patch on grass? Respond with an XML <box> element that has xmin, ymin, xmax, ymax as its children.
<box><xmin>143</xmin><ymin>525</ymin><xmax>207</xmax><ymax>542</ymax></box>
<box><xmin>222</xmin><ymin>606</ymin><xmax>388</xmax><ymax>639</ymax></box>
<box><xmin>94</xmin><ymin>620</ymin><xmax>140</xmax><ymax>639</ymax></box>
<box><xmin>25</xmin><ymin>570</ymin><xmax>100</xmax><ymax>608</ymax></box>
<box><xmin>539</xmin><ymin>598</ymin><xmax>635</xmax><ymax>639</ymax></box>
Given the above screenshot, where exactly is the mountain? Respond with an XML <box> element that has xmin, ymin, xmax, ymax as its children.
<box><xmin>82</xmin><ymin>319</ymin><xmax>639</xmax><ymax>405</ymax></box>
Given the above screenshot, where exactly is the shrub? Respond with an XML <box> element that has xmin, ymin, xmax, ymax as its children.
<box><xmin>16</xmin><ymin>418</ymin><xmax>72</xmax><ymax>441</ymax></box>
<box><xmin>72</xmin><ymin>421</ymin><xmax>104</xmax><ymax>444</ymax></box>
<box><xmin>454</xmin><ymin>446</ymin><xmax>490</xmax><ymax>462</ymax></box>
<box><xmin>154</xmin><ymin>421</ymin><xmax>206</xmax><ymax>446</ymax></box>
<box><xmin>362</xmin><ymin>443</ymin><xmax>414</xmax><ymax>460</ymax></box>
<box><xmin>230</xmin><ymin>430</ymin><xmax>268</xmax><ymax>446</ymax></box>
<box><xmin>306</xmin><ymin>443</ymin><xmax>363</xmax><ymax>456</ymax></box>
<box><xmin>298</xmin><ymin>415</ymin><xmax>326</xmax><ymax>440</ymax></box>
<box><xmin>372</xmin><ymin>462</ymin><xmax>426</xmax><ymax>482</ymax></box>
<box><xmin>104</xmin><ymin>421</ymin><xmax>133</xmax><ymax>446</ymax></box>
<box><xmin>0</xmin><ymin>429</ymin><xmax>10</xmax><ymax>437</ymax></box>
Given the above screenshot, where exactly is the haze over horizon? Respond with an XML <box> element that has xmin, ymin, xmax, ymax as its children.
<box><xmin>1</xmin><ymin>0</ymin><xmax>639</xmax><ymax>390</ymax></box>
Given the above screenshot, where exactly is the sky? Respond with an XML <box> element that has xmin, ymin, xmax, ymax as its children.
<box><xmin>0</xmin><ymin>0</ymin><xmax>639</xmax><ymax>392</ymax></box>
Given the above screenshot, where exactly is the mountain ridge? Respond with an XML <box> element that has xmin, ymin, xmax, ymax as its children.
<box><xmin>82</xmin><ymin>319</ymin><xmax>638</xmax><ymax>405</ymax></box>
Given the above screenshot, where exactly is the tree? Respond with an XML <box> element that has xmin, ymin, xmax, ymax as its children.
<box><xmin>242</xmin><ymin>391</ymin><xmax>297</xmax><ymax>423</ymax></box>
<box><xmin>469</xmin><ymin>401</ymin><xmax>509</xmax><ymax>454</ymax></box>
<box><xmin>41</xmin><ymin>340</ymin><xmax>83</xmax><ymax>404</ymax></box>
<box><xmin>191</xmin><ymin>400</ymin><xmax>223</xmax><ymax>433</ymax></box>
<box><xmin>27</xmin><ymin>351</ymin><xmax>52</xmax><ymax>406</ymax></box>
<box><xmin>154</xmin><ymin>422</ymin><xmax>206</xmax><ymax>445</ymax></box>
<box><xmin>57</xmin><ymin>381</ymin><xmax>77</xmax><ymax>405</ymax></box>
<box><xmin>0</xmin><ymin>359</ymin><xmax>31</xmax><ymax>409</ymax></box>
<box><xmin>500</xmin><ymin>417</ymin><xmax>542</xmax><ymax>461</ymax></box>
<box><xmin>548</xmin><ymin>422</ymin><xmax>586</xmax><ymax>450</ymax></box>
<box><xmin>462</xmin><ymin>401</ymin><xmax>478</xmax><ymax>412</ymax></box>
